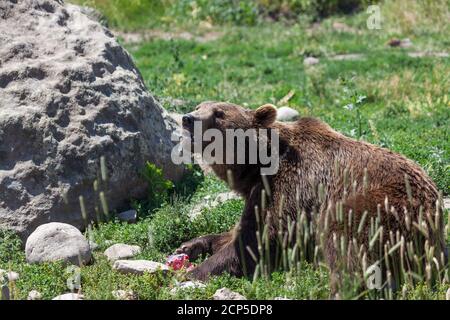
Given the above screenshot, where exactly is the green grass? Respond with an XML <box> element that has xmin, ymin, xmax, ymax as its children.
<box><xmin>0</xmin><ymin>175</ymin><xmax>328</xmax><ymax>300</ymax></box>
<box><xmin>1</xmin><ymin>0</ymin><xmax>449</xmax><ymax>300</ymax></box>
<box><xmin>1</xmin><ymin>170</ymin><xmax>448</xmax><ymax>300</ymax></box>
<box><xmin>128</xmin><ymin>22</ymin><xmax>449</xmax><ymax>193</ymax></box>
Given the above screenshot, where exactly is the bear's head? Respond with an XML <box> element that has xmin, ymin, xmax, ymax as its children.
<box><xmin>181</xmin><ymin>101</ymin><xmax>280</xmax><ymax>176</ymax></box>
<box><xmin>182</xmin><ymin>101</ymin><xmax>277</xmax><ymax>141</ymax></box>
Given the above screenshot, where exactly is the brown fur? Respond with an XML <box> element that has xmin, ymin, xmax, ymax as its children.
<box><xmin>177</xmin><ymin>101</ymin><xmax>445</xmax><ymax>288</ymax></box>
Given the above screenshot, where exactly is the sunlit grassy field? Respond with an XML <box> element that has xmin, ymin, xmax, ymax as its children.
<box><xmin>1</xmin><ymin>0</ymin><xmax>449</xmax><ymax>300</ymax></box>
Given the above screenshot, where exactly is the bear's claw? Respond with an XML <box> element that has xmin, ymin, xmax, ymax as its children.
<box><xmin>175</xmin><ymin>237</ymin><xmax>210</xmax><ymax>261</ymax></box>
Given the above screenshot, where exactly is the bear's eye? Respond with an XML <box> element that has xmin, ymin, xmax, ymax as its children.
<box><xmin>214</xmin><ymin>110</ymin><xmax>225</xmax><ymax>118</ymax></box>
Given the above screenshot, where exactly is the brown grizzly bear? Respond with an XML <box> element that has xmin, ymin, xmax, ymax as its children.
<box><xmin>176</xmin><ymin>101</ymin><xmax>447</xmax><ymax>292</ymax></box>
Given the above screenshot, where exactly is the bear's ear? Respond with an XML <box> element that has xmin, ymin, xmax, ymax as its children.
<box><xmin>254</xmin><ymin>104</ymin><xmax>277</xmax><ymax>127</ymax></box>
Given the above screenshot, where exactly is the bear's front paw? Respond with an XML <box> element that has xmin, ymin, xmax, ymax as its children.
<box><xmin>175</xmin><ymin>237</ymin><xmax>210</xmax><ymax>260</ymax></box>
<box><xmin>186</xmin><ymin>266</ymin><xmax>209</xmax><ymax>282</ymax></box>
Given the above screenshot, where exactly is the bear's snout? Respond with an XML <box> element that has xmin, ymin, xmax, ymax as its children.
<box><xmin>182</xmin><ymin>114</ymin><xmax>195</xmax><ymax>132</ymax></box>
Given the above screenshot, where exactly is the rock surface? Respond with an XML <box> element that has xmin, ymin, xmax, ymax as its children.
<box><xmin>213</xmin><ymin>288</ymin><xmax>247</xmax><ymax>300</ymax></box>
<box><xmin>330</xmin><ymin>53</ymin><xmax>365</xmax><ymax>61</ymax></box>
<box><xmin>0</xmin><ymin>0</ymin><xmax>183</xmax><ymax>239</ymax></box>
<box><xmin>408</xmin><ymin>51</ymin><xmax>449</xmax><ymax>58</ymax></box>
<box><xmin>52</xmin><ymin>293</ymin><xmax>84</xmax><ymax>300</ymax></box>
<box><xmin>303</xmin><ymin>57</ymin><xmax>319</xmax><ymax>66</ymax></box>
<box><xmin>444</xmin><ymin>198</ymin><xmax>450</xmax><ymax>210</ymax></box>
<box><xmin>274</xmin><ymin>296</ymin><xmax>292</xmax><ymax>300</ymax></box>
<box><xmin>104</xmin><ymin>243</ymin><xmax>141</xmax><ymax>262</ymax></box>
<box><xmin>276</xmin><ymin>107</ymin><xmax>300</xmax><ymax>122</ymax></box>
<box><xmin>113</xmin><ymin>260</ymin><xmax>169</xmax><ymax>275</ymax></box>
<box><xmin>25</xmin><ymin>222</ymin><xmax>92</xmax><ymax>266</ymax></box>
<box><xmin>0</xmin><ymin>269</ymin><xmax>19</xmax><ymax>282</ymax></box>
<box><xmin>27</xmin><ymin>290</ymin><xmax>43</xmax><ymax>300</ymax></box>
<box><xmin>112</xmin><ymin>289</ymin><xmax>136</xmax><ymax>300</ymax></box>
<box><xmin>117</xmin><ymin>209</ymin><xmax>137</xmax><ymax>223</ymax></box>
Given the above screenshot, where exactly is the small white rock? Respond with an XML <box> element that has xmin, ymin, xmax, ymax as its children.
<box><xmin>170</xmin><ymin>281</ymin><xmax>206</xmax><ymax>294</ymax></box>
<box><xmin>446</xmin><ymin>288</ymin><xmax>450</xmax><ymax>300</ymax></box>
<box><xmin>443</xmin><ymin>198</ymin><xmax>450</xmax><ymax>210</ymax></box>
<box><xmin>399</xmin><ymin>38</ymin><xmax>413</xmax><ymax>48</ymax></box>
<box><xmin>113</xmin><ymin>260</ymin><xmax>169</xmax><ymax>275</ymax></box>
<box><xmin>104</xmin><ymin>244</ymin><xmax>141</xmax><ymax>262</ymax></box>
<box><xmin>330</xmin><ymin>53</ymin><xmax>365</xmax><ymax>61</ymax></box>
<box><xmin>274</xmin><ymin>296</ymin><xmax>292</xmax><ymax>300</ymax></box>
<box><xmin>213</xmin><ymin>288</ymin><xmax>246</xmax><ymax>300</ymax></box>
<box><xmin>303</xmin><ymin>56</ymin><xmax>319</xmax><ymax>66</ymax></box>
<box><xmin>27</xmin><ymin>290</ymin><xmax>42</xmax><ymax>300</ymax></box>
<box><xmin>117</xmin><ymin>209</ymin><xmax>137</xmax><ymax>223</ymax></box>
<box><xmin>0</xmin><ymin>269</ymin><xmax>19</xmax><ymax>282</ymax></box>
<box><xmin>276</xmin><ymin>106</ymin><xmax>300</xmax><ymax>122</ymax></box>
<box><xmin>112</xmin><ymin>289</ymin><xmax>136</xmax><ymax>300</ymax></box>
<box><xmin>52</xmin><ymin>293</ymin><xmax>84</xmax><ymax>300</ymax></box>
<box><xmin>214</xmin><ymin>192</ymin><xmax>240</xmax><ymax>203</ymax></box>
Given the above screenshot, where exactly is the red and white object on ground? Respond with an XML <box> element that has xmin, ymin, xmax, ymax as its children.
<box><xmin>166</xmin><ymin>253</ymin><xmax>194</xmax><ymax>271</ymax></box>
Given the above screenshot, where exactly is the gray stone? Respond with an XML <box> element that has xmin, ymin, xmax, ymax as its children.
<box><xmin>78</xmin><ymin>6</ymin><xmax>107</xmax><ymax>26</ymax></box>
<box><xmin>0</xmin><ymin>0</ymin><xmax>183</xmax><ymax>240</ymax></box>
<box><xmin>446</xmin><ymin>288</ymin><xmax>450</xmax><ymax>300</ymax></box>
<box><xmin>52</xmin><ymin>293</ymin><xmax>84</xmax><ymax>300</ymax></box>
<box><xmin>399</xmin><ymin>38</ymin><xmax>413</xmax><ymax>48</ymax></box>
<box><xmin>169</xmin><ymin>112</ymin><xmax>183</xmax><ymax>127</ymax></box>
<box><xmin>104</xmin><ymin>243</ymin><xmax>141</xmax><ymax>262</ymax></box>
<box><xmin>213</xmin><ymin>288</ymin><xmax>247</xmax><ymax>300</ymax></box>
<box><xmin>0</xmin><ymin>269</ymin><xmax>19</xmax><ymax>282</ymax></box>
<box><xmin>117</xmin><ymin>209</ymin><xmax>137</xmax><ymax>223</ymax></box>
<box><xmin>27</xmin><ymin>290</ymin><xmax>43</xmax><ymax>300</ymax></box>
<box><xmin>113</xmin><ymin>260</ymin><xmax>169</xmax><ymax>275</ymax></box>
<box><xmin>330</xmin><ymin>53</ymin><xmax>365</xmax><ymax>61</ymax></box>
<box><xmin>443</xmin><ymin>198</ymin><xmax>449</xmax><ymax>210</ymax></box>
<box><xmin>112</xmin><ymin>289</ymin><xmax>136</xmax><ymax>300</ymax></box>
<box><xmin>276</xmin><ymin>107</ymin><xmax>300</xmax><ymax>122</ymax></box>
<box><xmin>303</xmin><ymin>57</ymin><xmax>319</xmax><ymax>66</ymax></box>
<box><xmin>332</xmin><ymin>22</ymin><xmax>359</xmax><ymax>34</ymax></box>
<box><xmin>214</xmin><ymin>192</ymin><xmax>240</xmax><ymax>203</ymax></box>
<box><xmin>25</xmin><ymin>222</ymin><xmax>91</xmax><ymax>266</ymax></box>
<box><xmin>408</xmin><ymin>51</ymin><xmax>449</xmax><ymax>58</ymax></box>
<box><xmin>113</xmin><ymin>30</ymin><xmax>223</xmax><ymax>44</ymax></box>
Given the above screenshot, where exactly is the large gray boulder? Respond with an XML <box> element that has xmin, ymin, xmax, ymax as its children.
<box><xmin>104</xmin><ymin>243</ymin><xmax>141</xmax><ymax>262</ymax></box>
<box><xmin>25</xmin><ymin>222</ymin><xmax>91</xmax><ymax>266</ymax></box>
<box><xmin>112</xmin><ymin>260</ymin><xmax>169</xmax><ymax>275</ymax></box>
<box><xmin>0</xmin><ymin>0</ymin><xmax>183</xmax><ymax>239</ymax></box>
